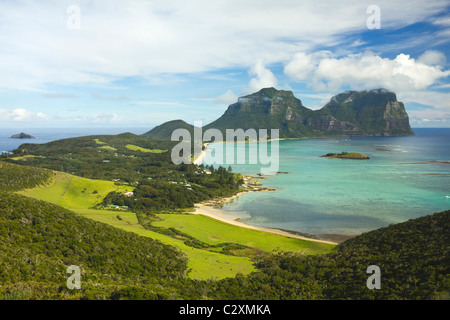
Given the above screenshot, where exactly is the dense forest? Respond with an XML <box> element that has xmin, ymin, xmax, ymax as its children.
<box><xmin>0</xmin><ymin>162</ymin><xmax>54</xmax><ymax>192</ymax></box>
<box><xmin>0</xmin><ymin>192</ymin><xmax>194</xmax><ymax>299</ymax></box>
<box><xmin>101</xmin><ymin>164</ymin><xmax>242</xmax><ymax>213</ymax></box>
<box><xmin>209</xmin><ymin>210</ymin><xmax>449</xmax><ymax>300</ymax></box>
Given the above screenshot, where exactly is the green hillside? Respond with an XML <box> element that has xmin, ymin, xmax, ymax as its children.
<box><xmin>5</xmin><ymin>134</ymin><xmax>247</xmax><ymax>212</ymax></box>
<box><xmin>11</xmin><ymin>164</ymin><xmax>257</xmax><ymax>280</ymax></box>
<box><xmin>142</xmin><ymin>119</ymin><xmax>196</xmax><ymax>140</ymax></box>
<box><xmin>8</xmin><ymin>133</ymin><xmax>175</xmax><ymax>182</ymax></box>
<box><xmin>0</xmin><ymin>192</ymin><xmax>188</xmax><ymax>300</ymax></box>
<box><xmin>0</xmin><ymin>161</ymin><xmax>53</xmax><ymax>192</ymax></box>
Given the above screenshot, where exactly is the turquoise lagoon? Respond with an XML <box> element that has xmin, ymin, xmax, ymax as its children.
<box><xmin>203</xmin><ymin>128</ymin><xmax>450</xmax><ymax>236</ymax></box>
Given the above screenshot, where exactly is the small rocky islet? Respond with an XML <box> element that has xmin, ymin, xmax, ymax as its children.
<box><xmin>11</xmin><ymin>132</ymin><xmax>35</xmax><ymax>139</ymax></box>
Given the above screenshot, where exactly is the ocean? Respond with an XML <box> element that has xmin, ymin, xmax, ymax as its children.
<box><xmin>1</xmin><ymin>127</ymin><xmax>449</xmax><ymax>237</ymax></box>
<box><xmin>204</xmin><ymin>128</ymin><xmax>450</xmax><ymax>236</ymax></box>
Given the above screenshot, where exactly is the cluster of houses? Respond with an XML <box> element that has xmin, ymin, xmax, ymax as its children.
<box><xmin>169</xmin><ymin>181</ymin><xmax>193</xmax><ymax>190</ymax></box>
<box><xmin>105</xmin><ymin>191</ymin><xmax>133</xmax><ymax>210</ymax></box>
<box><xmin>108</xmin><ymin>205</ymin><xmax>129</xmax><ymax>210</ymax></box>
<box><xmin>106</xmin><ymin>171</ymin><xmax>224</xmax><ymax>210</ymax></box>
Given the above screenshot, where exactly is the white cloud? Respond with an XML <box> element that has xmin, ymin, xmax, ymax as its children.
<box><xmin>213</xmin><ymin>90</ymin><xmax>239</xmax><ymax>105</ymax></box>
<box><xmin>418</xmin><ymin>50</ymin><xmax>447</xmax><ymax>66</ymax></box>
<box><xmin>0</xmin><ymin>108</ymin><xmax>47</xmax><ymax>121</ymax></box>
<box><xmin>293</xmin><ymin>92</ymin><xmax>334</xmax><ymax>109</ymax></box>
<box><xmin>284</xmin><ymin>51</ymin><xmax>332</xmax><ymax>81</ymax></box>
<box><xmin>408</xmin><ymin>108</ymin><xmax>450</xmax><ymax>127</ymax></box>
<box><xmin>91</xmin><ymin>113</ymin><xmax>124</xmax><ymax>123</ymax></box>
<box><xmin>432</xmin><ymin>17</ymin><xmax>450</xmax><ymax>26</ymax></box>
<box><xmin>243</xmin><ymin>59</ymin><xmax>278</xmax><ymax>94</ymax></box>
<box><xmin>0</xmin><ymin>0</ymin><xmax>448</xmax><ymax>91</ymax></box>
<box><xmin>400</xmin><ymin>90</ymin><xmax>450</xmax><ymax>110</ymax></box>
<box><xmin>284</xmin><ymin>51</ymin><xmax>450</xmax><ymax>93</ymax></box>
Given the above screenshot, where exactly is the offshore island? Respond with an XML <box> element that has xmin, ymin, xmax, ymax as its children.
<box><xmin>321</xmin><ymin>152</ymin><xmax>370</xmax><ymax>159</ymax></box>
<box><xmin>11</xmin><ymin>132</ymin><xmax>35</xmax><ymax>139</ymax></box>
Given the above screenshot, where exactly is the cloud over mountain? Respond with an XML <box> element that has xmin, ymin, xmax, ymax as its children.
<box><xmin>284</xmin><ymin>51</ymin><xmax>450</xmax><ymax>92</ymax></box>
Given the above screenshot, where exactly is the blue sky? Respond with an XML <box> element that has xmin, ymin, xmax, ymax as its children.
<box><xmin>0</xmin><ymin>0</ymin><xmax>449</xmax><ymax>129</ymax></box>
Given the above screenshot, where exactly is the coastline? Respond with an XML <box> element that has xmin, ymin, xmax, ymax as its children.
<box><xmin>191</xmin><ymin>141</ymin><xmax>349</xmax><ymax>245</ymax></box>
<box><xmin>193</xmin><ymin>182</ymin><xmax>338</xmax><ymax>245</ymax></box>
<box><xmin>193</xmin><ymin>142</ymin><xmax>211</xmax><ymax>165</ymax></box>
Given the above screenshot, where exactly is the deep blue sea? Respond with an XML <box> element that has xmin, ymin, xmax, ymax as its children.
<box><xmin>204</xmin><ymin>128</ymin><xmax>450</xmax><ymax>236</ymax></box>
<box><xmin>1</xmin><ymin>127</ymin><xmax>449</xmax><ymax>237</ymax></box>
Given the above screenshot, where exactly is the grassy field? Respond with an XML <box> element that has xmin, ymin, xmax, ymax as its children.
<box><xmin>94</xmin><ymin>138</ymin><xmax>107</xmax><ymax>145</ymax></box>
<box><xmin>75</xmin><ymin>208</ymin><xmax>256</xmax><ymax>279</ymax></box>
<box><xmin>9</xmin><ymin>155</ymin><xmax>43</xmax><ymax>161</ymax></box>
<box><xmin>125</xmin><ymin>144</ymin><xmax>167</xmax><ymax>153</ymax></box>
<box><xmin>18</xmin><ymin>172</ymin><xmax>132</xmax><ymax>209</ymax></box>
<box><xmin>154</xmin><ymin>214</ymin><xmax>334</xmax><ymax>254</ymax></box>
<box><xmin>17</xmin><ymin>172</ymin><xmax>256</xmax><ymax>280</ymax></box>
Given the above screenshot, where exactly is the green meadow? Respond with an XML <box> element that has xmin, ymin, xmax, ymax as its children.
<box><xmin>18</xmin><ymin>172</ymin><xmax>132</xmax><ymax>210</ymax></box>
<box><xmin>9</xmin><ymin>155</ymin><xmax>42</xmax><ymax>161</ymax></box>
<box><xmin>17</xmin><ymin>172</ymin><xmax>257</xmax><ymax>280</ymax></box>
<box><xmin>153</xmin><ymin>214</ymin><xmax>334</xmax><ymax>254</ymax></box>
<box><xmin>125</xmin><ymin>144</ymin><xmax>167</xmax><ymax>153</ymax></box>
<box><xmin>74</xmin><ymin>208</ymin><xmax>256</xmax><ymax>280</ymax></box>
<box><xmin>94</xmin><ymin>138</ymin><xmax>107</xmax><ymax>145</ymax></box>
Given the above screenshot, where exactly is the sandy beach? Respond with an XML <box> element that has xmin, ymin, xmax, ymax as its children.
<box><xmin>193</xmin><ymin>189</ymin><xmax>338</xmax><ymax>245</ymax></box>
<box><xmin>193</xmin><ymin>142</ymin><xmax>211</xmax><ymax>165</ymax></box>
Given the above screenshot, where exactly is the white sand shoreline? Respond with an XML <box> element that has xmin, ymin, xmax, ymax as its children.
<box><xmin>193</xmin><ymin>190</ymin><xmax>338</xmax><ymax>245</ymax></box>
<box><xmin>191</xmin><ymin>141</ymin><xmax>338</xmax><ymax>245</ymax></box>
<box><xmin>193</xmin><ymin>142</ymin><xmax>211</xmax><ymax>165</ymax></box>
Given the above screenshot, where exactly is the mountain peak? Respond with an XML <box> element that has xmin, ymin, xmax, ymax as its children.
<box><xmin>143</xmin><ymin>88</ymin><xmax>413</xmax><ymax>140</ymax></box>
<box><xmin>330</xmin><ymin>88</ymin><xmax>397</xmax><ymax>104</ymax></box>
<box><xmin>241</xmin><ymin>87</ymin><xmax>293</xmax><ymax>98</ymax></box>
<box><xmin>237</xmin><ymin>88</ymin><xmax>298</xmax><ymax>106</ymax></box>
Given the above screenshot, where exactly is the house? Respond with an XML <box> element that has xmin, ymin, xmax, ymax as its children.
<box><xmin>124</xmin><ymin>192</ymin><xmax>134</xmax><ymax>197</ymax></box>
